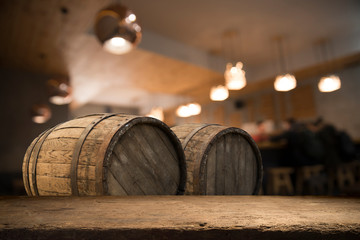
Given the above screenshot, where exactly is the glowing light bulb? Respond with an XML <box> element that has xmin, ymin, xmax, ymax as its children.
<box><xmin>318</xmin><ymin>75</ymin><xmax>341</xmax><ymax>92</ymax></box>
<box><xmin>176</xmin><ymin>103</ymin><xmax>202</xmax><ymax>117</ymax></box>
<box><xmin>49</xmin><ymin>95</ymin><xmax>72</xmax><ymax>105</ymax></box>
<box><xmin>210</xmin><ymin>85</ymin><xmax>229</xmax><ymax>101</ymax></box>
<box><xmin>176</xmin><ymin>105</ymin><xmax>192</xmax><ymax>118</ymax></box>
<box><xmin>110</xmin><ymin>37</ymin><xmax>126</xmax><ymax>46</ymax></box>
<box><xmin>31</xmin><ymin>104</ymin><xmax>51</xmax><ymax>124</ymax></box>
<box><xmin>224</xmin><ymin>62</ymin><xmax>247</xmax><ymax>90</ymax></box>
<box><xmin>128</xmin><ymin>13</ymin><xmax>136</xmax><ymax>22</ymax></box>
<box><xmin>103</xmin><ymin>37</ymin><xmax>132</xmax><ymax>55</ymax></box>
<box><xmin>274</xmin><ymin>74</ymin><xmax>296</xmax><ymax>92</ymax></box>
<box><xmin>95</xmin><ymin>4</ymin><xmax>142</xmax><ymax>55</ymax></box>
<box><xmin>188</xmin><ymin>103</ymin><xmax>201</xmax><ymax>115</ymax></box>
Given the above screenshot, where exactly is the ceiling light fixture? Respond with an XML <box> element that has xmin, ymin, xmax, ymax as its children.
<box><xmin>187</xmin><ymin>103</ymin><xmax>201</xmax><ymax>115</ymax></box>
<box><xmin>274</xmin><ymin>74</ymin><xmax>297</xmax><ymax>92</ymax></box>
<box><xmin>176</xmin><ymin>103</ymin><xmax>201</xmax><ymax>118</ymax></box>
<box><xmin>318</xmin><ymin>75</ymin><xmax>341</xmax><ymax>92</ymax></box>
<box><xmin>47</xmin><ymin>77</ymin><xmax>72</xmax><ymax>105</ymax></box>
<box><xmin>317</xmin><ymin>39</ymin><xmax>341</xmax><ymax>93</ymax></box>
<box><xmin>95</xmin><ymin>4</ymin><xmax>142</xmax><ymax>55</ymax></box>
<box><xmin>225</xmin><ymin>62</ymin><xmax>246</xmax><ymax>90</ymax></box>
<box><xmin>210</xmin><ymin>85</ymin><xmax>229</xmax><ymax>101</ymax></box>
<box><xmin>223</xmin><ymin>31</ymin><xmax>247</xmax><ymax>90</ymax></box>
<box><xmin>31</xmin><ymin>104</ymin><xmax>52</xmax><ymax>124</ymax></box>
<box><xmin>274</xmin><ymin>37</ymin><xmax>296</xmax><ymax>92</ymax></box>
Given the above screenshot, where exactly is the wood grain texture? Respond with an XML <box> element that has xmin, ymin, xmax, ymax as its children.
<box><xmin>1</xmin><ymin>196</ymin><xmax>360</xmax><ymax>239</ymax></box>
<box><xmin>290</xmin><ymin>84</ymin><xmax>317</xmax><ymax>119</ymax></box>
<box><xmin>23</xmin><ymin>114</ymin><xmax>186</xmax><ymax>196</ymax></box>
<box><xmin>172</xmin><ymin>124</ymin><xmax>263</xmax><ymax>195</ymax></box>
<box><xmin>259</xmin><ymin>92</ymin><xmax>276</xmax><ymax>120</ymax></box>
<box><xmin>229</xmin><ymin>111</ymin><xmax>242</xmax><ymax>128</ymax></box>
<box><xmin>22</xmin><ymin>131</ymin><xmax>45</xmax><ymax>196</ymax></box>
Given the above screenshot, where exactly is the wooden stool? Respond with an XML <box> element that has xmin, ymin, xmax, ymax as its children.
<box><xmin>295</xmin><ymin>165</ymin><xmax>325</xmax><ymax>195</ymax></box>
<box><xmin>351</xmin><ymin>161</ymin><xmax>360</xmax><ymax>184</ymax></box>
<box><xmin>327</xmin><ymin>161</ymin><xmax>360</xmax><ymax>195</ymax></box>
<box><xmin>336</xmin><ymin>162</ymin><xmax>356</xmax><ymax>191</ymax></box>
<box><xmin>266</xmin><ymin>167</ymin><xmax>294</xmax><ymax>195</ymax></box>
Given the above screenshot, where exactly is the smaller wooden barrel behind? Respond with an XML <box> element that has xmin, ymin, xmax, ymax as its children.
<box><xmin>22</xmin><ymin>113</ymin><xmax>186</xmax><ymax>196</ymax></box>
<box><xmin>171</xmin><ymin>123</ymin><xmax>263</xmax><ymax>195</ymax></box>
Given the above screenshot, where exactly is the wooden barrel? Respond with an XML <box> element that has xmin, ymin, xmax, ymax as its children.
<box><xmin>171</xmin><ymin>123</ymin><xmax>262</xmax><ymax>195</ymax></box>
<box><xmin>22</xmin><ymin>113</ymin><xmax>186</xmax><ymax>196</ymax></box>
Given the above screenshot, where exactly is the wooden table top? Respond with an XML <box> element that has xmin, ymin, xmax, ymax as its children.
<box><xmin>1</xmin><ymin>196</ymin><xmax>359</xmax><ymax>239</ymax></box>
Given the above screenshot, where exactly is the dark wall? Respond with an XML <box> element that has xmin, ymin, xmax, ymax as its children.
<box><xmin>0</xmin><ymin>67</ymin><xmax>69</xmax><ymax>194</ymax></box>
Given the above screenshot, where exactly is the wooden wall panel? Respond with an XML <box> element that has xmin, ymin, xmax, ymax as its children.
<box><xmin>246</xmin><ymin>99</ymin><xmax>256</xmax><ymax>122</ymax></box>
<box><xmin>164</xmin><ymin>110</ymin><xmax>176</xmax><ymax>127</ymax></box>
<box><xmin>189</xmin><ymin>114</ymin><xmax>201</xmax><ymax>124</ymax></box>
<box><xmin>229</xmin><ymin>111</ymin><xmax>242</xmax><ymax>128</ymax></box>
<box><xmin>259</xmin><ymin>92</ymin><xmax>275</xmax><ymax>120</ymax></box>
<box><xmin>290</xmin><ymin>85</ymin><xmax>317</xmax><ymax>119</ymax></box>
<box><xmin>214</xmin><ymin>105</ymin><xmax>225</xmax><ymax>125</ymax></box>
<box><xmin>277</xmin><ymin>93</ymin><xmax>288</xmax><ymax>121</ymax></box>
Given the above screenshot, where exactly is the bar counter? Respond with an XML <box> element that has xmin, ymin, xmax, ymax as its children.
<box><xmin>1</xmin><ymin>196</ymin><xmax>359</xmax><ymax>239</ymax></box>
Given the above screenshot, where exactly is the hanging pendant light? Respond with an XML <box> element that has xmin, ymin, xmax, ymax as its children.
<box><xmin>274</xmin><ymin>37</ymin><xmax>296</xmax><ymax>92</ymax></box>
<box><xmin>224</xmin><ymin>62</ymin><xmax>246</xmax><ymax>90</ymax></box>
<box><xmin>31</xmin><ymin>104</ymin><xmax>52</xmax><ymax>124</ymax></box>
<box><xmin>176</xmin><ymin>105</ymin><xmax>191</xmax><ymax>118</ymax></box>
<box><xmin>317</xmin><ymin>39</ymin><xmax>341</xmax><ymax>93</ymax></box>
<box><xmin>176</xmin><ymin>103</ymin><xmax>201</xmax><ymax>118</ymax></box>
<box><xmin>210</xmin><ymin>85</ymin><xmax>229</xmax><ymax>101</ymax></box>
<box><xmin>47</xmin><ymin>77</ymin><xmax>72</xmax><ymax>105</ymax></box>
<box><xmin>187</xmin><ymin>103</ymin><xmax>201</xmax><ymax>115</ymax></box>
<box><xmin>274</xmin><ymin>73</ymin><xmax>297</xmax><ymax>92</ymax></box>
<box><xmin>95</xmin><ymin>4</ymin><xmax>142</xmax><ymax>55</ymax></box>
<box><xmin>223</xmin><ymin>31</ymin><xmax>247</xmax><ymax>90</ymax></box>
<box><xmin>318</xmin><ymin>75</ymin><xmax>341</xmax><ymax>92</ymax></box>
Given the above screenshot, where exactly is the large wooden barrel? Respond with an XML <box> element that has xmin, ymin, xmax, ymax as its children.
<box><xmin>171</xmin><ymin>123</ymin><xmax>262</xmax><ymax>195</ymax></box>
<box><xmin>23</xmin><ymin>113</ymin><xmax>186</xmax><ymax>196</ymax></box>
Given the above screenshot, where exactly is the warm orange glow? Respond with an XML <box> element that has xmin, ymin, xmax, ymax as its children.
<box><xmin>47</xmin><ymin>79</ymin><xmax>72</xmax><ymax>105</ymax></box>
<box><xmin>176</xmin><ymin>105</ymin><xmax>192</xmax><ymax>118</ymax></box>
<box><xmin>318</xmin><ymin>75</ymin><xmax>341</xmax><ymax>92</ymax></box>
<box><xmin>128</xmin><ymin>13</ymin><xmax>136</xmax><ymax>22</ymax></box>
<box><xmin>49</xmin><ymin>95</ymin><xmax>72</xmax><ymax>105</ymax></box>
<box><xmin>210</xmin><ymin>85</ymin><xmax>229</xmax><ymax>101</ymax></box>
<box><xmin>95</xmin><ymin>4</ymin><xmax>141</xmax><ymax>55</ymax></box>
<box><xmin>31</xmin><ymin>104</ymin><xmax>51</xmax><ymax>124</ymax></box>
<box><xmin>224</xmin><ymin>62</ymin><xmax>247</xmax><ymax>90</ymax></box>
<box><xmin>188</xmin><ymin>103</ymin><xmax>201</xmax><ymax>115</ymax></box>
<box><xmin>274</xmin><ymin>74</ymin><xmax>297</xmax><ymax>91</ymax></box>
<box><xmin>103</xmin><ymin>37</ymin><xmax>132</xmax><ymax>55</ymax></box>
<box><xmin>176</xmin><ymin>103</ymin><xmax>202</xmax><ymax>117</ymax></box>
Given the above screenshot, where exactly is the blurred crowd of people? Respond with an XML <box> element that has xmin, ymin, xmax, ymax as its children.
<box><xmin>263</xmin><ymin>117</ymin><xmax>357</xmax><ymax>169</ymax></box>
<box><xmin>253</xmin><ymin>117</ymin><xmax>359</xmax><ymax>195</ymax></box>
